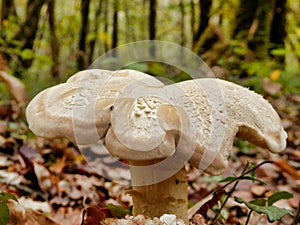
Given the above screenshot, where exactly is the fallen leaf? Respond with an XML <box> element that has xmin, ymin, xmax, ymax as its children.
<box><xmin>83</xmin><ymin>205</ymin><xmax>112</xmax><ymax>225</ymax></box>
<box><xmin>251</xmin><ymin>185</ymin><xmax>266</xmax><ymax>197</ymax></box>
<box><xmin>0</xmin><ymin>170</ymin><xmax>24</xmax><ymax>185</ymax></box>
<box><xmin>19</xmin><ymin>145</ymin><xmax>43</xmax><ymax>164</ymax></box>
<box><xmin>33</xmin><ymin>162</ymin><xmax>58</xmax><ymax>195</ymax></box>
<box><xmin>262</xmin><ymin>78</ymin><xmax>282</xmax><ymax>95</ymax></box>
<box><xmin>188</xmin><ymin>190</ymin><xmax>225</xmax><ymax>219</ymax></box>
<box><xmin>192</xmin><ymin>213</ymin><xmax>208</xmax><ymax>225</ymax></box>
<box><xmin>51</xmin><ymin>207</ymin><xmax>83</xmax><ymax>225</ymax></box>
<box><xmin>273</xmin><ymin>159</ymin><xmax>300</xmax><ymax>180</ymax></box>
<box><xmin>0</xmin><ymin>71</ymin><xmax>26</xmax><ymax>103</ymax></box>
<box><xmin>7</xmin><ymin>200</ymin><xmax>59</xmax><ymax>225</ymax></box>
<box><xmin>18</xmin><ymin>196</ymin><xmax>51</xmax><ymax>213</ymax></box>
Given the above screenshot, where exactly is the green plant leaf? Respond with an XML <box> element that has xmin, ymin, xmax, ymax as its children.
<box><xmin>107</xmin><ymin>203</ymin><xmax>130</xmax><ymax>219</ymax></box>
<box><xmin>0</xmin><ymin>192</ymin><xmax>17</xmax><ymax>202</ymax></box>
<box><xmin>267</xmin><ymin>191</ymin><xmax>293</xmax><ymax>206</ymax></box>
<box><xmin>249</xmin><ymin>198</ymin><xmax>267</xmax><ymax>206</ymax></box>
<box><xmin>235</xmin><ymin>197</ymin><xmax>293</xmax><ymax>222</ymax></box>
<box><xmin>219</xmin><ymin>176</ymin><xmax>236</xmax><ymax>183</ymax></box>
<box><xmin>0</xmin><ymin>202</ymin><xmax>10</xmax><ymax>225</ymax></box>
<box><xmin>249</xmin><ymin>162</ymin><xmax>256</xmax><ymax>178</ymax></box>
<box><xmin>219</xmin><ymin>176</ymin><xmax>265</xmax><ymax>184</ymax></box>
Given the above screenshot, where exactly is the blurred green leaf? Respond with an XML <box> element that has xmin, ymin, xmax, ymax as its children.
<box><xmin>219</xmin><ymin>176</ymin><xmax>236</xmax><ymax>183</ymax></box>
<box><xmin>0</xmin><ymin>192</ymin><xmax>17</xmax><ymax>202</ymax></box>
<box><xmin>0</xmin><ymin>202</ymin><xmax>9</xmax><ymax>225</ymax></box>
<box><xmin>267</xmin><ymin>191</ymin><xmax>293</xmax><ymax>206</ymax></box>
<box><xmin>107</xmin><ymin>203</ymin><xmax>130</xmax><ymax>219</ymax></box>
<box><xmin>270</xmin><ymin>48</ymin><xmax>286</xmax><ymax>56</ymax></box>
<box><xmin>20</xmin><ymin>49</ymin><xmax>34</xmax><ymax>60</ymax></box>
<box><xmin>0</xmin><ymin>192</ymin><xmax>17</xmax><ymax>225</ymax></box>
<box><xmin>249</xmin><ymin>198</ymin><xmax>267</xmax><ymax>206</ymax></box>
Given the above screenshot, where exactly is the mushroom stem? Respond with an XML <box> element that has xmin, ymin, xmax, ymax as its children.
<box><xmin>128</xmin><ymin>160</ymin><xmax>188</xmax><ymax>224</ymax></box>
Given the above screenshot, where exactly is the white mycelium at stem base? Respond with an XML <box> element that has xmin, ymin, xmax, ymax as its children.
<box><xmin>26</xmin><ymin>69</ymin><xmax>287</xmax><ymax>224</ymax></box>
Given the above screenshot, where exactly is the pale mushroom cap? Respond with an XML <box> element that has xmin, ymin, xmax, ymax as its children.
<box><xmin>172</xmin><ymin>78</ymin><xmax>287</xmax><ymax>174</ymax></box>
<box><xmin>26</xmin><ymin>69</ymin><xmax>162</xmax><ymax>145</ymax></box>
<box><xmin>105</xmin><ymin>78</ymin><xmax>286</xmax><ymax>175</ymax></box>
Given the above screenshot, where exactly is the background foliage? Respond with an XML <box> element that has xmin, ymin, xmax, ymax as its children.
<box><xmin>0</xmin><ymin>0</ymin><xmax>299</xmax><ymax>98</ymax></box>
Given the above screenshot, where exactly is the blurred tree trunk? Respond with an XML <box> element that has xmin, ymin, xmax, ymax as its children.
<box><xmin>179</xmin><ymin>0</ymin><xmax>186</xmax><ymax>47</ymax></box>
<box><xmin>233</xmin><ymin>0</ymin><xmax>275</xmax><ymax>59</ymax></box>
<box><xmin>192</xmin><ymin>0</ymin><xmax>212</xmax><ymax>52</ymax></box>
<box><xmin>103</xmin><ymin>0</ymin><xmax>109</xmax><ymax>52</ymax></box>
<box><xmin>12</xmin><ymin>0</ymin><xmax>50</xmax><ymax>72</ymax></box>
<box><xmin>140</xmin><ymin>0</ymin><xmax>147</xmax><ymax>40</ymax></box>
<box><xmin>77</xmin><ymin>0</ymin><xmax>90</xmax><ymax>70</ymax></box>
<box><xmin>124</xmin><ymin>0</ymin><xmax>135</xmax><ymax>42</ymax></box>
<box><xmin>149</xmin><ymin>0</ymin><xmax>157</xmax><ymax>56</ymax></box>
<box><xmin>232</xmin><ymin>0</ymin><xmax>257</xmax><ymax>40</ymax></box>
<box><xmin>0</xmin><ymin>0</ymin><xmax>17</xmax><ymax>66</ymax></box>
<box><xmin>112</xmin><ymin>0</ymin><xmax>119</xmax><ymax>50</ymax></box>
<box><xmin>248</xmin><ymin>0</ymin><xmax>275</xmax><ymax>59</ymax></box>
<box><xmin>190</xmin><ymin>0</ymin><xmax>195</xmax><ymax>42</ymax></box>
<box><xmin>47</xmin><ymin>0</ymin><xmax>60</xmax><ymax>79</ymax></box>
<box><xmin>149</xmin><ymin>0</ymin><xmax>157</xmax><ymax>40</ymax></box>
<box><xmin>270</xmin><ymin>0</ymin><xmax>287</xmax><ymax>62</ymax></box>
<box><xmin>88</xmin><ymin>0</ymin><xmax>103</xmax><ymax>64</ymax></box>
<box><xmin>1</xmin><ymin>0</ymin><xmax>17</xmax><ymax>30</ymax></box>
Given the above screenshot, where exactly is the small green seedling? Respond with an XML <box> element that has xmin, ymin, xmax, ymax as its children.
<box><xmin>209</xmin><ymin>161</ymin><xmax>294</xmax><ymax>224</ymax></box>
<box><xmin>235</xmin><ymin>191</ymin><xmax>293</xmax><ymax>223</ymax></box>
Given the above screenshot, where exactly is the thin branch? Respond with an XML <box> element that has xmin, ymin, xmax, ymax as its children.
<box><xmin>214</xmin><ymin>160</ymin><xmax>273</xmax><ymax>195</ymax></box>
<box><xmin>211</xmin><ymin>162</ymin><xmax>251</xmax><ymax>222</ymax></box>
<box><xmin>245</xmin><ymin>209</ymin><xmax>253</xmax><ymax>225</ymax></box>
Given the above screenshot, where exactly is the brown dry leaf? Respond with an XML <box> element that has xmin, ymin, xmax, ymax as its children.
<box><xmin>262</xmin><ymin>77</ymin><xmax>282</xmax><ymax>95</ymax></box>
<box><xmin>7</xmin><ymin>200</ymin><xmax>59</xmax><ymax>225</ymax></box>
<box><xmin>250</xmin><ymin>184</ymin><xmax>266</xmax><ymax>197</ymax></box>
<box><xmin>83</xmin><ymin>205</ymin><xmax>112</xmax><ymax>225</ymax></box>
<box><xmin>192</xmin><ymin>214</ymin><xmax>208</xmax><ymax>225</ymax></box>
<box><xmin>0</xmin><ymin>155</ymin><xmax>13</xmax><ymax>167</ymax></box>
<box><xmin>19</xmin><ymin>145</ymin><xmax>44</xmax><ymax>163</ymax></box>
<box><xmin>18</xmin><ymin>196</ymin><xmax>51</xmax><ymax>212</ymax></box>
<box><xmin>188</xmin><ymin>190</ymin><xmax>225</xmax><ymax>220</ymax></box>
<box><xmin>0</xmin><ymin>71</ymin><xmax>27</xmax><ymax>103</ymax></box>
<box><xmin>273</xmin><ymin>158</ymin><xmax>300</xmax><ymax>180</ymax></box>
<box><xmin>33</xmin><ymin>162</ymin><xmax>58</xmax><ymax>195</ymax></box>
<box><xmin>49</xmin><ymin>155</ymin><xmax>67</xmax><ymax>174</ymax></box>
<box><xmin>51</xmin><ymin>207</ymin><xmax>83</xmax><ymax>225</ymax></box>
<box><xmin>0</xmin><ymin>170</ymin><xmax>24</xmax><ymax>185</ymax></box>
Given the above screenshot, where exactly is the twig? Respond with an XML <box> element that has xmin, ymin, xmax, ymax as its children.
<box><xmin>245</xmin><ymin>209</ymin><xmax>253</xmax><ymax>225</ymax></box>
<box><xmin>81</xmin><ymin>209</ymin><xmax>86</xmax><ymax>225</ymax></box>
<box><xmin>188</xmin><ymin>192</ymin><xmax>214</xmax><ymax>220</ymax></box>
<box><xmin>211</xmin><ymin>162</ymin><xmax>251</xmax><ymax>223</ymax></box>
<box><xmin>292</xmin><ymin>200</ymin><xmax>300</xmax><ymax>225</ymax></box>
<box><xmin>214</xmin><ymin>160</ymin><xmax>273</xmax><ymax>195</ymax></box>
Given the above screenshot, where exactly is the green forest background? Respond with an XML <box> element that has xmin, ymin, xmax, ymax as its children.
<box><xmin>0</xmin><ymin>0</ymin><xmax>299</xmax><ymax>98</ymax></box>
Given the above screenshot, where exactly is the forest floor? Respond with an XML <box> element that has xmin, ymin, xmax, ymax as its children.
<box><xmin>0</xmin><ymin>88</ymin><xmax>299</xmax><ymax>225</ymax></box>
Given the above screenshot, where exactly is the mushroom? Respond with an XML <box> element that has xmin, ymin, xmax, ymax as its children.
<box><xmin>26</xmin><ymin>69</ymin><xmax>162</xmax><ymax>145</ymax></box>
<box><xmin>26</xmin><ymin>69</ymin><xmax>287</xmax><ymax>224</ymax></box>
